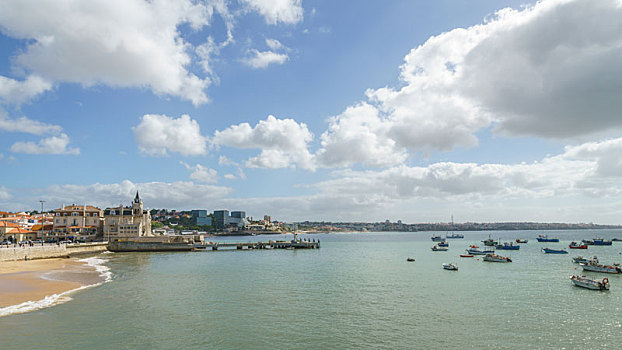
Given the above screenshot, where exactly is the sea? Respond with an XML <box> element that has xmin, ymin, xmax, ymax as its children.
<box><xmin>1</xmin><ymin>229</ymin><xmax>622</xmax><ymax>349</ymax></box>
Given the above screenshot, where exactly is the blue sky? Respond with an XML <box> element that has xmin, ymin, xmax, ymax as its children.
<box><xmin>2</xmin><ymin>0</ymin><xmax>622</xmax><ymax>224</ymax></box>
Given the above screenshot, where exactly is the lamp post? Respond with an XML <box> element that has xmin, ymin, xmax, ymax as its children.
<box><xmin>39</xmin><ymin>200</ymin><xmax>45</xmax><ymax>242</ymax></box>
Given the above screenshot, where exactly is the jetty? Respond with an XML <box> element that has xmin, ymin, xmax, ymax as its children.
<box><xmin>202</xmin><ymin>240</ymin><xmax>319</xmax><ymax>251</ymax></box>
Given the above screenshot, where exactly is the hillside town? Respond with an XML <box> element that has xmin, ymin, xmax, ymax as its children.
<box><xmin>0</xmin><ymin>192</ymin><xmax>293</xmax><ymax>244</ymax></box>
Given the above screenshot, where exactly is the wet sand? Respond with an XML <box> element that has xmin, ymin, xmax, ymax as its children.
<box><xmin>0</xmin><ymin>258</ymin><xmax>100</xmax><ymax>308</ymax></box>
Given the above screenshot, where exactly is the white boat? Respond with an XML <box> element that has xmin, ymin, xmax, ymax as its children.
<box><xmin>573</xmin><ymin>256</ymin><xmax>598</xmax><ymax>264</ymax></box>
<box><xmin>581</xmin><ymin>261</ymin><xmax>622</xmax><ymax>274</ymax></box>
<box><xmin>442</xmin><ymin>263</ymin><xmax>458</xmax><ymax>270</ymax></box>
<box><xmin>483</xmin><ymin>253</ymin><xmax>512</xmax><ymax>263</ymax></box>
<box><xmin>431</xmin><ymin>245</ymin><xmax>448</xmax><ymax>251</ymax></box>
<box><xmin>431</xmin><ymin>235</ymin><xmax>443</xmax><ymax>242</ymax></box>
<box><xmin>570</xmin><ymin>275</ymin><xmax>609</xmax><ymax>290</ymax></box>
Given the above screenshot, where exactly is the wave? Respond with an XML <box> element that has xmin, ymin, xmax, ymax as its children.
<box><xmin>0</xmin><ymin>256</ymin><xmax>113</xmax><ymax>317</ymax></box>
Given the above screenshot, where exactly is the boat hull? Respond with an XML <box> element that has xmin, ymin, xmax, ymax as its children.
<box><xmin>537</xmin><ymin>238</ymin><xmax>560</xmax><ymax>242</ymax></box>
<box><xmin>570</xmin><ymin>276</ymin><xmax>609</xmax><ymax>290</ymax></box>
<box><xmin>582</xmin><ymin>264</ymin><xmax>622</xmax><ymax>274</ymax></box>
<box><xmin>542</xmin><ymin>248</ymin><xmax>568</xmax><ymax>254</ymax></box>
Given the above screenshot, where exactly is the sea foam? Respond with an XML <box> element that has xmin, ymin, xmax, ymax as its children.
<box><xmin>0</xmin><ymin>256</ymin><xmax>112</xmax><ymax>317</ymax></box>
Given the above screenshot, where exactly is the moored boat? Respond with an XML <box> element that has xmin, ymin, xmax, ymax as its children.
<box><xmin>446</xmin><ymin>233</ymin><xmax>464</xmax><ymax>239</ymax></box>
<box><xmin>496</xmin><ymin>242</ymin><xmax>520</xmax><ymax>250</ymax></box>
<box><xmin>442</xmin><ymin>263</ymin><xmax>458</xmax><ymax>270</ymax></box>
<box><xmin>570</xmin><ymin>275</ymin><xmax>609</xmax><ymax>290</ymax></box>
<box><xmin>437</xmin><ymin>241</ymin><xmax>449</xmax><ymax>247</ymax></box>
<box><xmin>482</xmin><ymin>235</ymin><xmax>498</xmax><ymax>246</ymax></box>
<box><xmin>573</xmin><ymin>256</ymin><xmax>598</xmax><ymax>264</ymax></box>
<box><xmin>515</xmin><ymin>239</ymin><xmax>528</xmax><ymax>244</ymax></box>
<box><xmin>592</xmin><ymin>238</ymin><xmax>613</xmax><ymax>246</ymax></box>
<box><xmin>407</xmin><ymin>257</ymin><xmax>415</xmax><ymax>262</ymax></box>
<box><xmin>537</xmin><ymin>235</ymin><xmax>560</xmax><ymax>242</ymax></box>
<box><xmin>466</xmin><ymin>247</ymin><xmax>495</xmax><ymax>255</ymax></box>
<box><xmin>431</xmin><ymin>245</ymin><xmax>448</xmax><ymax>251</ymax></box>
<box><xmin>460</xmin><ymin>254</ymin><xmax>474</xmax><ymax>258</ymax></box>
<box><xmin>581</xmin><ymin>261</ymin><xmax>622</xmax><ymax>274</ymax></box>
<box><xmin>542</xmin><ymin>247</ymin><xmax>568</xmax><ymax>254</ymax></box>
<box><xmin>483</xmin><ymin>253</ymin><xmax>512</xmax><ymax>263</ymax></box>
<box><xmin>569</xmin><ymin>241</ymin><xmax>588</xmax><ymax>249</ymax></box>
<box><xmin>431</xmin><ymin>235</ymin><xmax>443</xmax><ymax>242</ymax></box>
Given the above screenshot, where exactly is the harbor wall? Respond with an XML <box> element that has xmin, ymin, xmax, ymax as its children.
<box><xmin>0</xmin><ymin>243</ymin><xmax>107</xmax><ymax>262</ymax></box>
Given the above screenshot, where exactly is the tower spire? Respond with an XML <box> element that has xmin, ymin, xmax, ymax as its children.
<box><xmin>134</xmin><ymin>191</ymin><xmax>140</xmax><ymax>203</ymax></box>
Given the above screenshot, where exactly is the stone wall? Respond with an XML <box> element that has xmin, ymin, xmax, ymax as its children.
<box><xmin>0</xmin><ymin>243</ymin><xmax>107</xmax><ymax>262</ymax></box>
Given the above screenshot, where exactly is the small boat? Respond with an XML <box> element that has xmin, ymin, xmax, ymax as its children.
<box><xmin>442</xmin><ymin>263</ymin><xmax>458</xmax><ymax>270</ymax></box>
<box><xmin>496</xmin><ymin>242</ymin><xmax>520</xmax><ymax>250</ymax></box>
<box><xmin>437</xmin><ymin>241</ymin><xmax>449</xmax><ymax>247</ymax></box>
<box><xmin>466</xmin><ymin>248</ymin><xmax>495</xmax><ymax>255</ymax></box>
<box><xmin>592</xmin><ymin>238</ymin><xmax>613</xmax><ymax>246</ymax></box>
<box><xmin>515</xmin><ymin>239</ymin><xmax>528</xmax><ymax>244</ymax></box>
<box><xmin>431</xmin><ymin>245</ymin><xmax>448</xmax><ymax>251</ymax></box>
<box><xmin>569</xmin><ymin>241</ymin><xmax>588</xmax><ymax>249</ymax></box>
<box><xmin>482</xmin><ymin>235</ymin><xmax>498</xmax><ymax>246</ymax></box>
<box><xmin>542</xmin><ymin>247</ymin><xmax>568</xmax><ymax>254</ymax></box>
<box><xmin>582</xmin><ymin>239</ymin><xmax>594</xmax><ymax>245</ymax></box>
<box><xmin>573</xmin><ymin>256</ymin><xmax>598</xmax><ymax>264</ymax></box>
<box><xmin>431</xmin><ymin>235</ymin><xmax>444</xmax><ymax>242</ymax></box>
<box><xmin>406</xmin><ymin>258</ymin><xmax>415</xmax><ymax>262</ymax></box>
<box><xmin>612</xmin><ymin>238</ymin><xmax>621</xmax><ymax>242</ymax></box>
<box><xmin>570</xmin><ymin>275</ymin><xmax>609</xmax><ymax>290</ymax></box>
<box><xmin>483</xmin><ymin>253</ymin><xmax>512</xmax><ymax>263</ymax></box>
<box><xmin>460</xmin><ymin>254</ymin><xmax>474</xmax><ymax>258</ymax></box>
<box><xmin>446</xmin><ymin>233</ymin><xmax>464</xmax><ymax>239</ymax></box>
<box><xmin>581</xmin><ymin>261</ymin><xmax>622</xmax><ymax>274</ymax></box>
<box><xmin>537</xmin><ymin>235</ymin><xmax>560</xmax><ymax>242</ymax></box>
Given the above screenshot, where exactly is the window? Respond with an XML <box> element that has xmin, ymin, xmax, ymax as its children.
<box><xmin>71</xmin><ymin>212</ymin><xmax>78</xmax><ymax>216</ymax></box>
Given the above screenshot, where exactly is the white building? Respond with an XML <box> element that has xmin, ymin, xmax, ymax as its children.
<box><xmin>103</xmin><ymin>192</ymin><xmax>152</xmax><ymax>241</ymax></box>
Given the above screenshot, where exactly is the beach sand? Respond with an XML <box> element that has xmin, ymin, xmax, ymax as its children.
<box><xmin>0</xmin><ymin>258</ymin><xmax>101</xmax><ymax>308</ymax></box>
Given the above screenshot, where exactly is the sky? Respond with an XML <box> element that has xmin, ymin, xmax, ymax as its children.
<box><xmin>2</xmin><ymin>0</ymin><xmax>622</xmax><ymax>224</ymax></box>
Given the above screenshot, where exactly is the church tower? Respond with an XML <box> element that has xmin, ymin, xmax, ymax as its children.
<box><xmin>132</xmin><ymin>191</ymin><xmax>142</xmax><ymax>216</ymax></box>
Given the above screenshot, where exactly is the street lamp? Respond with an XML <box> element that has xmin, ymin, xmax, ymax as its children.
<box><xmin>39</xmin><ymin>200</ymin><xmax>45</xmax><ymax>242</ymax></box>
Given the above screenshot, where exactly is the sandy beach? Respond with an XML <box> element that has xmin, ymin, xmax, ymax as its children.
<box><xmin>0</xmin><ymin>258</ymin><xmax>102</xmax><ymax>308</ymax></box>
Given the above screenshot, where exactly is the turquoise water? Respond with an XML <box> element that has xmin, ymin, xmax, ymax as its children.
<box><xmin>2</xmin><ymin>230</ymin><xmax>622</xmax><ymax>349</ymax></box>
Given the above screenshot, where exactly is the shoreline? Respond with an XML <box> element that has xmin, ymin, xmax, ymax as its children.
<box><xmin>0</xmin><ymin>256</ymin><xmax>110</xmax><ymax>317</ymax></box>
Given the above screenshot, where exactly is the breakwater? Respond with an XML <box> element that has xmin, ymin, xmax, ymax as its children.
<box><xmin>107</xmin><ymin>239</ymin><xmax>320</xmax><ymax>252</ymax></box>
<box><xmin>0</xmin><ymin>242</ymin><xmax>107</xmax><ymax>262</ymax></box>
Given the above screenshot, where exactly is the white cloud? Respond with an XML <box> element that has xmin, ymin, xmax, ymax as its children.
<box><xmin>133</xmin><ymin>114</ymin><xmax>207</xmax><ymax>156</ymax></box>
<box><xmin>0</xmin><ymin>75</ymin><xmax>52</xmax><ymax>105</ymax></box>
<box><xmin>242</xmin><ymin>49</ymin><xmax>289</xmax><ymax>69</ymax></box>
<box><xmin>0</xmin><ymin>0</ymin><xmax>233</xmax><ymax>105</ymax></box>
<box><xmin>0</xmin><ymin>112</ymin><xmax>63</xmax><ymax>135</ymax></box>
<box><xmin>241</xmin><ymin>0</ymin><xmax>303</xmax><ymax>25</ymax></box>
<box><xmin>265</xmin><ymin>38</ymin><xmax>285</xmax><ymax>50</ymax></box>
<box><xmin>213</xmin><ymin>115</ymin><xmax>315</xmax><ymax>170</ymax></box>
<box><xmin>40</xmin><ymin>180</ymin><xmax>232</xmax><ymax>210</ymax></box>
<box><xmin>316</xmin><ymin>103</ymin><xmax>407</xmax><ymax>168</ymax></box>
<box><xmin>0</xmin><ymin>186</ymin><xmax>11</xmax><ymax>201</ymax></box>
<box><xmin>180</xmin><ymin>162</ymin><xmax>218</xmax><ymax>184</ymax></box>
<box><xmin>10</xmin><ymin>133</ymin><xmax>80</xmax><ymax>155</ymax></box>
<box><xmin>318</xmin><ymin>0</ymin><xmax>622</xmax><ymax>167</ymax></box>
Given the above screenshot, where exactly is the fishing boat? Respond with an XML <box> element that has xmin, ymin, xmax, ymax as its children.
<box><xmin>460</xmin><ymin>254</ymin><xmax>474</xmax><ymax>258</ymax></box>
<box><xmin>431</xmin><ymin>235</ymin><xmax>443</xmax><ymax>242</ymax></box>
<box><xmin>446</xmin><ymin>233</ymin><xmax>464</xmax><ymax>239</ymax></box>
<box><xmin>570</xmin><ymin>275</ymin><xmax>609</xmax><ymax>290</ymax></box>
<box><xmin>442</xmin><ymin>263</ymin><xmax>458</xmax><ymax>270</ymax></box>
<box><xmin>542</xmin><ymin>247</ymin><xmax>568</xmax><ymax>254</ymax></box>
<box><xmin>573</xmin><ymin>256</ymin><xmax>598</xmax><ymax>264</ymax></box>
<box><xmin>466</xmin><ymin>247</ymin><xmax>495</xmax><ymax>255</ymax></box>
<box><xmin>496</xmin><ymin>242</ymin><xmax>520</xmax><ymax>250</ymax></box>
<box><xmin>431</xmin><ymin>245</ymin><xmax>448</xmax><ymax>251</ymax></box>
<box><xmin>582</xmin><ymin>239</ymin><xmax>594</xmax><ymax>245</ymax></box>
<box><xmin>592</xmin><ymin>238</ymin><xmax>613</xmax><ymax>246</ymax></box>
<box><xmin>569</xmin><ymin>241</ymin><xmax>588</xmax><ymax>249</ymax></box>
<box><xmin>406</xmin><ymin>258</ymin><xmax>415</xmax><ymax>262</ymax></box>
<box><xmin>437</xmin><ymin>241</ymin><xmax>449</xmax><ymax>247</ymax></box>
<box><xmin>482</xmin><ymin>235</ymin><xmax>498</xmax><ymax>246</ymax></box>
<box><xmin>581</xmin><ymin>261</ymin><xmax>622</xmax><ymax>274</ymax></box>
<box><xmin>515</xmin><ymin>239</ymin><xmax>528</xmax><ymax>244</ymax></box>
<box><xmin>483</xmin><ymin>253</ymin><xmax>512</xmax><ymax>263</ymax></box>
<box><xmin>536</xmin><ymin>235</ymin><xmax>560</xmax><ymax>242</ymax></box>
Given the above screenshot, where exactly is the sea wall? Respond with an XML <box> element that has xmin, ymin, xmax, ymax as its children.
<box><xmin>0</xmin><ymin>243</ymin><xmax>107</xmax><ymax>262</ymax></box>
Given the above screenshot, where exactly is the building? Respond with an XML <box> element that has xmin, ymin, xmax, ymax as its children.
<box><xmin>103</xmin><ymin>192</ymin><xmax>152</xmax><ymax>241</ymax></box>
<box><xmin>191</xmin><ymin>210</ymin><xmax>212</xmax><ymax>226</ymax></box>
<box><xmin>52</xmin><ymin>204</ymin><xmax>103</xmax><ymax>241</ymax></box>
<box><xmin>213</xmin><ymin>209</ymin><xmax>248</xmax><ymax>230</ymax></box>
